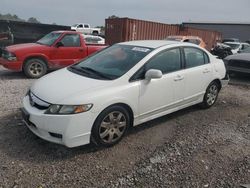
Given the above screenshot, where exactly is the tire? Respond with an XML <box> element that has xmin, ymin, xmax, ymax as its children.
<box><xmin>91</xmin><ymin>105</ymin><xmax>130</xmax><ymax>147</ymax></box>
<box><xmin>23</xmin><ymin>58</ymin><xmax>47</xmax><ymax>78</ymax></box>
<box><xmin>200</xmin><ymin>81</ymin><xmax>220</xmax><ymax>109</ymax></box>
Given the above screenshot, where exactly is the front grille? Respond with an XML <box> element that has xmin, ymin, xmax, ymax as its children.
<box><xmin>33</xmin><ymin>102</ymin><xmax>48</xmax><ymax>110</ymax></box>
<box><xmin>28</xmin><ymin>91</ymin><xmax>50</xmax><ymax>110</ymax></box>
<box><xmin>228</xmin><ymin>60</ymin><xmax>250</xmax><ymax>69</ymax></box>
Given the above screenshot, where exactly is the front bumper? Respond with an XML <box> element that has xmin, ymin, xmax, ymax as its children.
<box><xmin>22</xmin><ymin>95</ymin><xmax>97</xmax><ymax>147</ymax></box>
<box><xmin>0</xmin><ymin>57</ymin><xmax>23</xmax><ymax>71</ymax></box>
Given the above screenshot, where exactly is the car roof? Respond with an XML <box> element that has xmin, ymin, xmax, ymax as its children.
<box><xmin>119</xmin><ymin>40</ymin><xmax>183</xmax><ymax>49</ymax></box>
<box><xmin>53</xmin><ymin>30</ymin><xmax>81</xmax><ymax>34</ymax></box>
<box><xmin>225</xmin><ymin>53</ymin><xmax>250</xmax><ymax>61</ymax></box>
<box><xmin>82</xmin><ymin>34</ymin><xmax>102</xmax><ymax>38</ymax></box>
<box><xmin>224</xmin><ymin>42</ymin><xmax>241</xmax><ymax>44</ymax></box>
<box><xmin>167</xmin><ymin>35</ymin><xmax>201</xmax><ymax>39</ymax></box>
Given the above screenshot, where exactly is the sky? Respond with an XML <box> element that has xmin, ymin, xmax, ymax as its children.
<box><xmin>1</xmin><ymin>0</ymin><xmax>250</xmax><ymax>27</ymax></box>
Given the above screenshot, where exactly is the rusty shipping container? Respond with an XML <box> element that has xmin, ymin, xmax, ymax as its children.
<box><xmin>105</xmin><ymin>18</ymin><xmax>222</xmax><ymax>50</ymax></box>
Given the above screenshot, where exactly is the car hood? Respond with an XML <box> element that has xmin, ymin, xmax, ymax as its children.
<box><xmin>6</xmin><ymin>43</ymin><xmax>45</xmax><ymax>52</ymax></box>
<box><xmin>30</xmin><ymin>68</ymin><xmax>113</xmax><ymax>104</ymax></box>
<box><xmin>225</xmin><ymin>53</ymin><xmax>250</xmax><ymax>61</ymax></box>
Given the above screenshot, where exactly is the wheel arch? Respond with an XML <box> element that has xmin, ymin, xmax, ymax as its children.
<box><xmin>22</xmin><ymin>55</ymin><xmax>49</xmax><ymax>70</ymax></box>
<box><xmin>93</xmin><ymin>103</ymin><xmax>134</xmax><ymax>129</ymax></box>
<box><xmin>90</xmin><ymin>102</ymin><xmax>135</xmax><ymax>146</ymax></box>
<box><xmin>211</xmin><ymin>78</ymin><xmax>222</xmax><ymax>91</ymax></box>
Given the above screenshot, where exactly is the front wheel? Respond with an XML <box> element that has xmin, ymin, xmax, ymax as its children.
<box><xmin>91</xmin><ymin>105</ymin><xmax>130</xmax><ymax>147</ymax></box>
<box><xmin>23</xmin><ymin>58</ymin><xmax>47</xmax><ymax>78</ymax></box>
<box><xmin>201</xmin><ymin>82</ymin><xmax>220</xmax><ymax>108</ymax></box>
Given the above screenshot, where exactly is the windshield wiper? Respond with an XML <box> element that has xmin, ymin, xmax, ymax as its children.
<box><xmin>80</xmin><ymin>67</ymin><xmax>112</xmax><ymax>80</ymax></box>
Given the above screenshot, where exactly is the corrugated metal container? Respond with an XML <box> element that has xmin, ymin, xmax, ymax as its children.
<box><xmin>105</xmin><ymin>18</ymin><xmax>222</xmax><ymax>50</ymax></box>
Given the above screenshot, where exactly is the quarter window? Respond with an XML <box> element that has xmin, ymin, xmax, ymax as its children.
<box><xmin>145</xmin><ymin>48</ymin><xmax>181</xmax><ymax>74</ymax></box>
<box><xmin>184</xmin><ymin>48</ymin><xmax>209</xmax><ymax>68</ymax></box>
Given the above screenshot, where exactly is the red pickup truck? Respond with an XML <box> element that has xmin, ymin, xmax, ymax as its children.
<box><xmin>0</xmin><ymin>31</ymin><xmax>106</xmax><ymax>78</ymax></box>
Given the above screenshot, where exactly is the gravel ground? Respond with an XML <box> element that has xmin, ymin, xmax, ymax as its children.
<box><xmin>0</xmin><ymin>67</ymin><xmax>249</xmax><ymax>188</ymax></box>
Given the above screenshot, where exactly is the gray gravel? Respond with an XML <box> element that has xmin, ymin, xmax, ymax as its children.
<box><xmin>0</xmin><ymin>67</ymin><xmax>249</xmax><ymax>187</ymax></box>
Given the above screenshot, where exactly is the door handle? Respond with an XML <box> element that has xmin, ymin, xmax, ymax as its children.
<box><xmin>79</xmin><ymin>49</ymin><xmax>84</xmax><ymax>52</ymax></box>
<box><xmin>174</xmin><ymin>75</ymin><xmax>184</xmax><ymax>81</ymax></box>
<box><xmin>203</xmin><ymin>69</ymin><xmax>210</xmax><ymax>73</ymax></box>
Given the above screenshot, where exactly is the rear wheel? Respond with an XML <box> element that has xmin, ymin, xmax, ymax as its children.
<box><xmin>23</xmin><ymin>58</ymin><xmax>47</xmax><ymax>78</ymax></box>
<box><xmin>201</xmin><ymin>81</ymin><xmax>220</xmax><ymax>108</ymax></box>
<box><xmin>92</xmin><ymin>105</ymin><xmax>130</xmax><ymax>147</ymax></box>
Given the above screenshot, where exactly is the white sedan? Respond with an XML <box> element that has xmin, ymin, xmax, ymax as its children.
<box><xmin>82</xmin><ymin>34</ymin><xmax>105</xmax><ymax>44</ymax></box>
<box><xmin>22</xmin><ymin>40</ymin><xmax>227</xmax><ymax>147</ymax></box>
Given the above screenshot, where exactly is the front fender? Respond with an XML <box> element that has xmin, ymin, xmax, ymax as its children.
<box><xmin>22</xmin><ymin>53</ymin><xmax>50</xmax><ymax>66</ymax></box>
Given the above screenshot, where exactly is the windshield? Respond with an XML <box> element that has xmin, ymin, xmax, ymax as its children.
<box><xmin>241</xmin><ymin>47</ymin><xmax>250</xmax><ymax>53</ymax></box>
<box><xmin>36</xmin><ymin>32</ymin><xmax>62</xmax><ymax>46</ymax></box>
<box><xmin>72</xmin><ymin>24</ymin><xmax>78</xmax><ymax>27</ymax></box>
<box><xmin>224</xmin><ymin>43</ymin><xmax>240</xmax><ymax>50</ymax></box>
<box><xmin>68</xmin><ymin>44</ymin><xmax>153</xmax><ymax>80</ymax></box>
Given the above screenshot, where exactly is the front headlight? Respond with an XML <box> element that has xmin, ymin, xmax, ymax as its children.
<box><xmin>45</xmin><ymin>104</ymin><xmax>93</xmax><ymax>115</ymax></box>
<box><xmin>4</xmin><ymin>51</ymin><xmax>17</xmax><ymax>61</ymax></box>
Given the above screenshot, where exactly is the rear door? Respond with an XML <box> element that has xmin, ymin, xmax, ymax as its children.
<box><xmin>182</xmin><ymin>47</ymin><xmax>213</xmax><ymax>102</ymax></box>
<box><xmin>50</xmin><ymin>33</ymin><xmax>87</xmax><ymax>68</ymax></box>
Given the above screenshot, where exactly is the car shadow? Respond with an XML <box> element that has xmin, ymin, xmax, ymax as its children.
<box><xmin>0</xmin><ymin>105</ymin><xmax>200</xmax><ymax>164</ymax></box>
<box><xmin>0</xmin><ymin>68</ymin><xmax>55</xmax><ymax>80</ymax></box>
<box><xmin>229</xmin><ymin>73</ymin><xmax>250</xmax><ymax>86</ymax></box>
<box><xmin>0</xmin><ymin>69</ymin><xmax>27</xmax><ymax>80</ymax></box>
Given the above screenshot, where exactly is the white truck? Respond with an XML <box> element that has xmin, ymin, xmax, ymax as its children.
<box><xmin>71</xmin><ymin>23</ymin><xmax>101</xmax><ymax>35</ymax></box>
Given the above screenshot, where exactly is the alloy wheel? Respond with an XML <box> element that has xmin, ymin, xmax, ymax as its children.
<box><xmin>29</xmin><ymin>62</ymin><xmax>43</xmax><ymax>76</ymax></box>
<box><xmin>206</xmin><ymin>84</ymin><xmax>218</xmax><ymax>106</ymax></box>
<box><xmin>99</xmin><ymin>111</ymin><xmax>127</xmax><ymax>143</ymax></box>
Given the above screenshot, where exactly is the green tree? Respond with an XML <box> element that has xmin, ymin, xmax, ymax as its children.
<box><xmin>27</xmin><ymin>17</ymin><xmax>40</xmax><ymax>23</ymax></box>
<box><xmin>108</xmin><ymin>15</ymin><xmax>119</xmax><ymax>19</ymax></box>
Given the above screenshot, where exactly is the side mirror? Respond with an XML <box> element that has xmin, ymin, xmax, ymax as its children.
<box><xmin>55</xmin><ymin>41</ymin><xmax>64</xmax><ymax>48</ymax></box>
<box><xmin>145</xmin><ymin>69</ymin><xmax>162</xmax><ymax>80</ymax></box>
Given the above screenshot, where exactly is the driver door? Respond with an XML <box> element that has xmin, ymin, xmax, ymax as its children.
<box><xmin>137</xmin><ymin>48</ymin><xmax>185</xmax><ymax>120</ymax></box>
<box><xmin>50</xmin><ymin>33</ymin><xmax>87</xmax><ymax>68</ymax></box>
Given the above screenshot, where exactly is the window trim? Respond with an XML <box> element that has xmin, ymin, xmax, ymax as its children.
<box><xmin>181</xmin><ymin>46</ymin><xmax>210</xmax><ymax>69</ymax></box>
<box><xmin>129</xmin><ymin>47</ymin><xmax>183</xmax><ymax>82</ymax></box>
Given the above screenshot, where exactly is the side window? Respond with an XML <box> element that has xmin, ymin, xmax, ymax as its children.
<box><xmin>84</xmin><ymin>24</ymin><xmax>89</xmax><ymax>28</ymax></box>
<box><xmin>184</xmin><ymin>47</ymin><xmax>208</xmax><ymax>68</ymax></box>
<box><xmin>60</xmin><ymin>34</ymin><xmax>80</xmax><ymax>47</ymax></box>
<box><xmin>145</xmin><ymin>48</ymin><xmax>181</xmax><ymax>74</ymax></box>
<box><xmin>77</xmin><ymin>24</ymin><xmax>83</xmax><ymax>28</ymax></box>
<box><xmin>242</xmin><ymin>44</ymin><xmax>249</xmax><ymax>50</ymax></box>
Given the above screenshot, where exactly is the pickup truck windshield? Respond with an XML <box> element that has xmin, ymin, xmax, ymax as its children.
<box><xmin>36</xmin><ymin>32</ymin><xmax>62</xmax><ymax>46</ymax></box>
<box><xmin>69</xmin><ymin>44</ymin><xmax>153</xmax><ymax>80</ymax></box>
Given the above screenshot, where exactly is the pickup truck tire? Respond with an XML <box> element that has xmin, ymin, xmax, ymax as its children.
<box><xmin>23</xmin><ymin>58</ymin><xmax>47</xmax><ymax>78</ymax></box>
